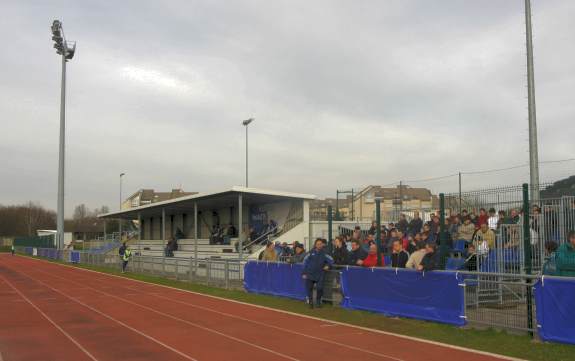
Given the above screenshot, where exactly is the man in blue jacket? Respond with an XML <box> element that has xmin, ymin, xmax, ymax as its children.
<box><xmin>302</xmin><ymin>238</ymin><xmax>334</xmax><ymax>308</ymax></box>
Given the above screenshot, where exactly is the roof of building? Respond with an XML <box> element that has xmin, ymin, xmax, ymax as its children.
<box><xmin>100</xmin><ymin>186</ymin><xmax>316</xmax><ymax>219</ymax></box>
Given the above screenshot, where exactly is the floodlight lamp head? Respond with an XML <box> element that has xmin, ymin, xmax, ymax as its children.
<box><xmin>242</xmin><ymin>118</ymin><xmax>254</xmax><ymax>126</ymax></box>
<box><xmin>51</xmin><ymin>20</ymin><xmax>62</xmax><ymax>36</ymax></box>
<box><xmin>65</xmin><ymin>42</ymin><xmax>76</xmax><ymax>59</ymax></box>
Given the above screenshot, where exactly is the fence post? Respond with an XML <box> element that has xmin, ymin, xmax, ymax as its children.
<box><xmin>206</xmin><ymin>258</ymin><xmax>212</xmax><ymax>285</ymax></box>
<box><xmin>224</xmin><ymin>260</ymin><xmax>230</xmax><ymax>289</ymax></box>
<box><xmin>189</xmin><ymin>257</ymin><xmax>194</xmax><ymax>282</ymax></box>
<box><xmin>522</xmin><ymin>183</ymin><xmax>534</xmax><ymax>337</ymax></box>
<box><xmin>375</xmin><ymin>198</ymin><xmax>382</xmax><ymax>266</ymax></box>
<box><xmin>162</xmin><ymin>256</ymin><xmax>166</xmax><ymax>277</ymax></box>
<box><xmin>439</xmin><ymin>193</ymin><xmax>448</xmax><ymax>269</ymax></box>
<box><xmin>327</xmin><ymin>205</ymin><xmax>333</xmax><ymax>247</ymax></box>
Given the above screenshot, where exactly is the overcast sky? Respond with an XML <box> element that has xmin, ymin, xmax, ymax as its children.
<box><xmin>1</xmin><ymin>0</ymin><xmax>574</xmax><ymax>215</ymax></box>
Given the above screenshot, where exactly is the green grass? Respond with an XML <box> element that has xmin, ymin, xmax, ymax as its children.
<box><xmin>19</xmin><ymin>254</ymin><xmax>575</xmax><ymax>361</ymax></box>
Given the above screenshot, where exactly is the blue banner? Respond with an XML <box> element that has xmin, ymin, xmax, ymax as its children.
<box><xmin>534</xmin><ymin>277</ymin><xmax>575</xmax><ymax>345</ymax></box>
<box><xmin>70</xmin><ymin>251</ymin><xmax>80</xmax><ymax>263</ymax></box>
<box><xmin>244</xmin><ymin>261</ymin><xmax>307</xmax><ymax>300</ymax></box>
<box><xmin>340</xmin><ymin>267</ymin><xmax>466</xmax><ymax>326</ymax></box>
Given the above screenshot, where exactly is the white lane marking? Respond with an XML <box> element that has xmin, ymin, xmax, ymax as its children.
<box><xmin>144</xmin><ymin>291</ymin><xmax>402</xmax><ymax>361</ymax></box>
<box><xmin>319</xmin><ymin>324</ymin><xmax>339</xmax><ymax>328</ymax></box>
<box><xmin>0</xmin><ymin>275</ymin><xmax>99</xmax><ymax>361</ymax></box>
<box><xmin>28</xmin><ymin>268</ymin><xmax>301</xmax><ymax>361</ymax></box>
<box><xmin>17</xmin><ymin>255</ymin><xmax>525</xmax><ymax>361</ymax></box>
<box><xmin>8</xmin><ymin>270</ymin><xmax>197</xmax><ymax>361</ymax></box>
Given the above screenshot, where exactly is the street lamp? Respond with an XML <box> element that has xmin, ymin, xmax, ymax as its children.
<box><xmin>242</xmin><ymin>118</ymin><xmax>254</xmax><ymax>187</ymax></box>
<box><xmin>119</xmin><ymin>173</ymin><xmax>126</xmax><ymax>240</ymax></box>
<box><xmin>51</xmin><ymin>20</ymin><xmax>76</xmax><ymax>250</ymax></box>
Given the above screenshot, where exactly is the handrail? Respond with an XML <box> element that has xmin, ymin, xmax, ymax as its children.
<box><xmin>241</xmin><ymin>226</ymin><xmax>278</xmax><ymax>251</ymax></box>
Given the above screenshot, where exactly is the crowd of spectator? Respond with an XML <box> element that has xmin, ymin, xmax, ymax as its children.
<box><xmin>259</xmin><ymin>208</ymin><xmax>575</xmax><ymax>275</ymax></box>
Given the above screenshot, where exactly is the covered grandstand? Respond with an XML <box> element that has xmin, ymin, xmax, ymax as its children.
<box><xmin>99</xmin><ymin>186</ymin><xmax>316</xmax><ymax>259</ymax></box>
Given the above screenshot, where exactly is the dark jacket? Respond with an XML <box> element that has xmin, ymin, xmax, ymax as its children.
<box><xmin>420</xmin><ymin>251</ymin><xmax>440</xmax><ymax>271</ymax></box>
<box><xmin>118</xmin><ymin>245</ymin><xmax>126</xmax><ymax>256</ymax></box>
<box><xmin>332</xmin><ymin>246</ymin><xmax>349</xmax><ymax>265</ymax></box>
<box><xmin>391</xmin><ymin>250</ymin><xmax>409</xmax><ymax>268</ymax></box>
<box><xmin>397</xmin><ymin>219</ymin><xmax>408</xmax><ymax>233</ymax></box>
<box><xmin>292</xmin><ymin>251</ymin><xmax>307</xmax><ymax>264</ymax></box>
<box><xmin>302</xmin><ymin>249</ymin><xmax>334</xmax><ymax>281</ymax></box>
<box><xmin>348</xmin><ymin>247</ymin><xmax>368</xmax><ymax>266</ymax></box>
<box><xmin>408</xmin><ymin>218</ymin><xmax>423</xmax><ymax>236</ymax></box>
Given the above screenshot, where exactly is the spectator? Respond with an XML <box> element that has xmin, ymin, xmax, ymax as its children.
<box><xmin>348</xmin><ymin>239</ymin><xmax>368</xmax><ymax>266</ymax></box>
<box><xmin>473</xmin><ymin>223</ymin><xmax>496</xmax><ymax>255</ymax></box>
<box><xmin>477</xmin><ymin>208</ymin><xmax>489</xmax><ymax>229</ymax></box>
<box><xmin>497</xmin><ymin>210</ymin><xmax>506</xmax><ymax>229</ymax></box>
<box><xmin>458</xmin><ymin>217</ymin><xmax>476</xmax><ymax>242</ymax></box>
<box><xmin>408</xmin><ymin>211</ymin><xmax>423</xmax><ymax>236</ymax></box>
<box><xmin>385</xmin><ymin>228</ymin><xmax>399</xmax><ymax>253</ymax></box>
<box><xmin>302</xmin><ymin>238</ymin><xmax>333</xmax><ymax>308</ymax></box>
<box><xmin>391</xmin><ymin>239</ymin><xmax>409</xmax><ymax>268</ymax></box>
<box><xmin>448</xmin><ymin>216</ymin><xmax>460</xmax><ymax>242</ymax></box>
<box><xmin>556</xmin><ymin>231</ymin><xmax>575</xmax><ymax>277</ymax></box>
<box><xmin>406</xmin><ymin>235</ymin><xmax>416</xmax><ymax>254</ymax></box>
<box><xmin>488</xmin><ymin>208</ymin><xmax>498</xmax><ymax>230</ymax></box>
<box><xmin>261</xmin><ymin>242</ymin><xmax>277</xmax><ymax>261</ymax></box>
<box><xmin>363</xmin><ymin>233</ymin><xmax>375</xmax><ymax>251</ymax></box>
<box><xmin>121</xmin><ymin>245</ymin><xmax>132</xmax><ymax>273</ymax></box>
<box><xmin>417</xmin><ymin>243</ymin><xmax>440</xmax><ymax>271</ymax></box>
<box><xmin>464</xmin><ymin>244</ymin><xmax>478</xmax><ymax>271</ymax></box>
<box><xmin>397</xmin><ymin>214</ymin><xmax>408</xmax><ymax>234</ymax></box>
<box><xmin>351</xmin><ymin>227</ymin><xmax>362</xmax><ymax>243</ymax></box>
<box><xmin>119</xmin><ymin>242</ymin><xmax>127</xmax><ymax>257</ymax></box>
<box><xmin>397</xmin><ymin>230</ymin><xmax>409</xmax><ymax>250</ymax></box>
<box><xmin>542</xmin><ymin>241</ymin><xmax>558</xmax><ymax>275</ymax></box>
<box><xmin>406</xmin><ymin>241</ymin><xmax>427</xmax><ymax>269</ymax></box>
<box><xmin>362</xmin><ymin>243</ymin><xmax>380</xmax><ymax>268</ymax></box>
<box><xmin>368</xmin><ymin>221</ymin><xmax>377</xmax><ymax>235</ymax></box>
<box><xmin>460</xmin><ymin>209</ymin><xmax>469</xmax><ymax>220</ymax></box>
<box><xmin>280</xmin><ymin>242</ymin><xmax>293</xmax><ymax>258</ymax></box>
<box><xmin>174</xmin><ymin>228</ymin><xmax>185</xmax><ymax>241</ymax></box>
<box><xmin>429</xmin><ymin>216</ymin><xmax>440</xmax><ymax>235</ymax></box>
<box><xmin>292</xmin><ymin>244</ymin><xmax>307</xmax><ymax>263</ymax></box>
<box><xmin>422</xmin><ymin>224</ymin><xmax>437</xmax><ymax>244</ymax></box>
<box><xmin>331</xmin><ymin>237</ymin><xmax>349</xmax><ymax>265</ymax></box>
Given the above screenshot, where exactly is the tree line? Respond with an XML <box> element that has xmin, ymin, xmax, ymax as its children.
<box><xmin>0</xmin><ymin>203</ymin><xmax>111</xmax><ymax>237</ymax></box>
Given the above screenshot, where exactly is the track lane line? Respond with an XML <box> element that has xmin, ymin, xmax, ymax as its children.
<box><xmin>16</xmin><ymin>264</ymin><xmax>301</xmax><ymax>361</ymax></box>
<box><xmin>3</xmin><ymin>268</ymin><xmax>198</xmax><ymax>361</ymax></box>
<box><xmin>131</xmin><ymin>287</ymin><xmax>404</xmax><ymax>361</ymax></box>
<box><xmin>0</xmin><ymin>275</ymin><xmax>99</xmax><ymax>361</ymax></box>
<box><xmin>40</xmin><ymin>269</ymin><xmax>401</xmax><ymax>361</ymax></box>
<box><xmin>10</xmin><ymin>255</ymin><xmax>524</xmax><ymax>361</ymax></box>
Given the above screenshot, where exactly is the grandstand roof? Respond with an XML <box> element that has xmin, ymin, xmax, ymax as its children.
<box><xmin>98</xmin><ymin>186</ymin><xmax>316</xmax><ymax>219</ymax></box>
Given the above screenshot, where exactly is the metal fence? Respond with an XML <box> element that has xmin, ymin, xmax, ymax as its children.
<box><xmin>460</xmin><ymin>271</ymin><xmax>537</xmax><ymax>333</ymax></box>
<box><xmin>14</xmin><ymin>248</ymin><xmax>567</xmax><ymax>335</ymax></box>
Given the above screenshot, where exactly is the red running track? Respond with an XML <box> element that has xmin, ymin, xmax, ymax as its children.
<box><xmin>0</xmin><ymin>255</ymin><xmax>520</xmax><ymax>361</ymax></box>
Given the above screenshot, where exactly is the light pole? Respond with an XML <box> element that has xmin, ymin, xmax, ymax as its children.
<box><xmin>119</xmin><ymin>173</ymin><xmax>125</xmax><ymax>240</ymax></box>
<box><xmin>242</xmin><ymin>118</ymin><xmax>254</xmax><ymax>187</ymax></box>
<box><xmin>51</xmin><ymin>20</ymin><xmax>76</xmax><ymax>250</ymax></box>
<box><xmin>524</xmin><ymin>0</ymin><xmax>540</xmax><ymax>202</ymax></box>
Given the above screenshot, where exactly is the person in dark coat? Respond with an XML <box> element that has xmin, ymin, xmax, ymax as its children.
<box><xmin>390</xmin><ymin>240</ymin><xmax>409</xmax><ymax>268</ymax></box>
<box><xmin>397</xmin><ymin>214</ymin><xmax>408</xmax><ymax>234</ymax></box>
<box><xmin>302</xmin><ymin>238</ymin><xmax>334</xmax><ymax>308</ymax></box>
<box><xmin>417</xmin><ymin>243</ymin><xmax>440</xmax><ymax>271</ymax></box>
<box><xmin>331</xmin><ymin>237</ymin><xmax>348</xmax><ymax>266</ymax></box>
<box><xmin>408</xmin><ymin>211</ymin><xmax>423</xmax><ymax>236</ymax></box>
<box><xmin>348</xmin><ymin>240</ymin><xmax>368</xmax><ymax>266</ymax></box>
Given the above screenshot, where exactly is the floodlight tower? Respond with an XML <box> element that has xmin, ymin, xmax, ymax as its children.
<box><xmin>51</xmin><ymin>20</ymin><xmax>76</xmax><ymax>250</ymax></box>
<box><xmin>242</xmin><ymin>118</ymin><xmax>254</xmax><ymax>188</ymax></box>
